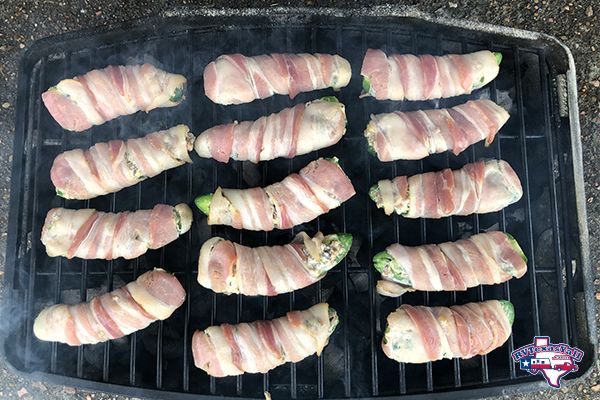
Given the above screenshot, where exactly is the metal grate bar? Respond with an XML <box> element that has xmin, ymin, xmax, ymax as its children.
<box><xmin>182</xmin><ymin>32</ymin><xmax>194</xmax><ymax>393</ymax></box>
<box><xmin>102</xmin><ymin>219</ymin><xmax>115</xmax><ymax>382</ymax></box>
<box><xmin>183</xmin><ymin>240</ymin><xmax>192</xmax><ymax>391</ymax></box>
<box><xmin>102</xmin><ymin>252</ymin><xmax>114</xmax><ymax>382</ymax></box>
<box><xmin>459</xmin><ymin>35</ymin><xmax>490</xmax><ymax>385</ymax></box>
<box><xmin>538</xmin><ymin>51</ymin><xmax>569</xmax><ymax>341</ymax></box>
<box><xmin>77</xmin><ymin>235</ymin><xmax>90</xmax><ymax>376</ymax></box>
<box><xmin>546</xmin><ymin>61</ymin><xmax>578</xmax><ymax>348</ymax></box>
<box><xmin>235</xmin><ymin>203</ymin><xmax>242</xmax><ymax>392</ymax></box>
<box><xmin>235</xmin><ymin>32</ymin><xmax>245</xmax><ymax>398</ymax></box>
<box><xmin>513</xmin><ymin>46</ymin><xmax>541</xmax><ymax>336</ymax></box>
<box><xmin>412</xmin><ymin>31</ymin><xmax>434</xmax><ymax>394</ymax></box>
<box><xmin>440</xmin><ymin>34</ymin><xmax>462</xmax><ymax>390</ymax></box>
<box><xmin>312</xmin><ymin>24</ymin><xmax>325</xmax><ymax>400</ymax></box>
<box><xmin>129</xmin><ymin>185</ymin><xmax>142</xmax><ymax>387</ymax></box>
<box><xmin>361</xmin><ymin>24</ymin><xmax>379</xmax><ymax>398</ymax></box>
<box><xmin>75</xmin><ymin>62</ymin><xmax>93</xmax><ymax>344</ymax></box>
<box><xmin>23</xmin><ymin>57</ymin><xmax>46</xmax><ymax>371</ymax></box>
<box><xmin>284</xmin><ymin>26</ymin><xmax>299</xmax><ymax>400</ymax></box>
<box><xmin>100</xmin><ymin>49</ymin><xmax>114</xmax><ymax>380</ymax></box>
<box><xmin>209</xmin><ymin>62</ymin><xmax>218</xmax><ymax>396</ymax></box>
<box><xmin>77</xmin><ymin>48</ymin><xmax>110</xmax><ymax>376</ymax></box>
<box><xmin>154</xmin><ymin>94</ymin><xmax>172</xmax><ymax>388</ymax></box>
<box><xmin>262</xmin><ymin>290</ymin><xmax>270</xmax><ymax>395</ymax></box>
<box><xmin>487</xmin><ymin>40</ymin><xmax>517</xmax><ymax>381</ymax></box>
<box><xmin>50</xmin><ymin>52</ymin><xmax>69</xmax><ymax>374</ymax></box>
<box><xmin>76</xmin><ymin>239</ymin><xmax>88</xmax><ymax>379</ymax></box>
<box><xmin>499</xmin><ymin>134</ymin><xmax>548</xmax><ymax>139</ymax></box>
<box><xmin>391</xmin><ymin>29</ymin><xmax>407</xmax><ymax>396</ymax></box>
<box><xmin>336</xmin><ymin>23</ymin><xmax>352</xmax><ymax>399</ymax></box>
<box><xmin>261</xmin><ymin>26</ymin><xmax>271</xmax><ymax>398</ymax></box>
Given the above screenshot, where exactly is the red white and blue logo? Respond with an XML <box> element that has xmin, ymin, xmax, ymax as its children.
<box><xmin>511</xmin><ymin>336</ymin><xmax>584</xmax><ymax>388</ymax></box>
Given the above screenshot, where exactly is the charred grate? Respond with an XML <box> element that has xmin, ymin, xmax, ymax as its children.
<box><xmin>3</xmin><ymin>9</ymin><xmax>595</xmax><ymax>400</ymax></box>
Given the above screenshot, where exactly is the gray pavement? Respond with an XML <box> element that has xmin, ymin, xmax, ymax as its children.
<box><xmin>0</xmin><ymin>0</ymin><xmax>598</xmax><ymax>399</ymax></box>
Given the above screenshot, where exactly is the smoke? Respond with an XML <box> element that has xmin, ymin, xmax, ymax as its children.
<box><xmin>2</xmin><ymin>13</ymin><xmax>573</xmax><ymax>398</ymax></box>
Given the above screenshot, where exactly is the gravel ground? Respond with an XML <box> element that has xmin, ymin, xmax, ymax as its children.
<box><xmin>0</xmin><ymin>0</ymin><xmax>598</xmax><ymax>399</ymax></box>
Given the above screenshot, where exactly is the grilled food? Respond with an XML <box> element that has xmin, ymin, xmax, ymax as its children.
<box><xmin>195</xmin><ymin>97</ymin><xmax>346</xmax><ymax>163</ymax></box>
<box><xmin>361</xmin><ymin>49</ymin><xmax>501</xmax><ymax>101</ymax></box>
<box><xmin>51</xmin><ymin>124</ymin><xmax>194</xmax><ymax>200</ymax></box>
<box><xmin>198</xmin><ymin>232</ymin><xmax>352</xmax><ymax>296</ymax></box>
<box><xmin>41</xmin><ymin>204</ymin><xmax>192</xmax><ymax>260</ymax></box>
<box><xmin>369</xmin><ymin>159</ymin><xmax>522</xmax><ymax>218</ymax></box>
<box><xmin>365</xmin><ymin>99</ymin><xmax>509</xmax><ymax>161</ymax></box>
<box><xmin>194</xmin><ymin>157</ymin><xmax>355</xmax><ymax>231</ymax></box>
<box><xmin>192</xmin><ymin>303</ymin><xmax>338</xmax><ymax>376</ymax></box>
<box><xmin>42</xmin><ymin>64</ymin><xmax>186</xmax><ymax>131</ymax></box>
<box><xmin>33</xmin><ymin>269</ymin><xmax>185</xmax><ymax>346</ymax></box>
<box><xmin>374</xmin><ymin>232</ymin><xmax>527</xmax><ymax>297</ymax></box>
<box><xmin>204</xmin><ymin>53</ymin><xmax>351</xmax><ymax>105</ymax></box>
<box><xmin>382</xmin><ymin>300</ymin><xmax>514</xmax><ymax>363</ymax></box>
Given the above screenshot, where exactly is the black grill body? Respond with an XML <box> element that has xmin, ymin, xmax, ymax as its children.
<box><xmin>2</xmin><ymin>7</ymin><xmax>595</xmax><ymax>400</ymax></box>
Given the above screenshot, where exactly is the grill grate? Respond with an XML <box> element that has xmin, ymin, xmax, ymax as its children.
<box><xmin>3</xmin><ymin>10</ymin><xmax>594</xmax><ymax>400</ymax></box>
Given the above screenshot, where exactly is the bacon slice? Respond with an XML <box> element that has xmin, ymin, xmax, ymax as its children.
<box><xmin>197</xmin><ymin>232</ymin><xmax>351</xmax><ymax>296</ymax></box>
<box><xmin>361</xmin><ymin>49</ymin><xmax>500</xmax><ymax>101</ymax></box>
<box><xmin>204</xmin><ymin>53</ymin><xmax>352</xmax><ymax>105</ymax></box>
<box><xmin>51</xmin><ymin>125</ymin><xmax>194</xmax><ymax>200</ymax></box>
<box><xmin>365</xmin><ymin>99</ymin><xmax>509</xmax><ymax>161</ymax></box>
<box><xmin>195</xmin><ymin>98</ymin><xmax>346</xmax><ymax>163</ymax></box>
<box><xmin>375</xmin><ymin>231</ymin><xmax>527</xmax><ymax>297</ymax></box>
<box><xmin>205</xmin><ymin>158</ymin><xmax>355</xmax><ymax>231</ymax></box>
<box><xmin>42</xmin><ymin>64</ymin><xmax>186</xmax><ymax>131</ymax></box>
<box><xmin>382</xmin><ymin>300</ymin><xmax>513</xmax><ymax>363</ymax></box>
<box><xmin>33</xmin><ymin>269</ymin><xmax>185</xmax><ymax>346</ymax></box>
<box><xmin>192</xmin><ymin>303</ymin><xmax>337</xmax><ymax>376</ymax></box>
<box><xmin>370</xmin><ymin>159</ymin><xmax>522</xmax><ymax>218</ymax></box>
<box><xmin>41</xmin><ymin>203</ymin><xmax>193</xmax><ymax>260</ymax></box>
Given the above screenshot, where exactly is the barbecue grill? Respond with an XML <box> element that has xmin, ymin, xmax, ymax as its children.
<box><xmin>2</xmin><ymin>6</ymin><xmax>595</xmax><ymax>399</ymax></box>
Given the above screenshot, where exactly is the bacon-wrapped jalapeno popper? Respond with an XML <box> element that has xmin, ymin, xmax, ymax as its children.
<box><xmin>41</xmin><ymin>203</ymin><xmax>193</xmax><ymax>260</ymax></box>
<box><xmin>382</xmin><ymin>300</ymin><xmax>514</xmax><ymax>363</ymax></box>
<box><xmin>195</xmin><ymin>157</ymin><xmax>355</xmax><ymax>231</ymax></box>
<box><xmin>198</xmin><ymin>232</ymin><xmax>352</xmax><ymax>296</ymax></box>
<box><xmin>365</xmin><ymin>99</ymin><xmax>509</xmax><ymax>161</ymax></box>
<box><xmin>204</xmin><ymin>53</ymin><xmax>352</xmax><ymax>105</ymax></box>
<box><xmin>361</xmin><ymin>49</ymin><xmax>501</xmax><ymax>101</ymax></box>
<box><xmin>51</xmin><ymin>124</ymin><xmax>194</xmax><ymax>200</ymax></box>
<box><xmin>34</xmin><ymin>269</ymin><xmax>185</xmax><ymax>346</ymax></box>
<box><xmin>192</xmin><ymin>303</ymin><xmax>338</xmax><ymax>377</ymax></box>
<box><xmin>42</xmin><ymin>64</ymin><xmax>186</xmax><ymax>132</ymax></box>
<box><xmin>194</xmin><ymin>97</ymin><xmax>346</xmax><ymax>163</ymax></box>
<box><xmin>374</xmin><ymin>231</ymin><xmax>527</xmax><ymax>297</ymax></box>
<box><xmin>369</xmin><ymin>159</ymin><xmax>522</xmax><ymax>218</ymax></box>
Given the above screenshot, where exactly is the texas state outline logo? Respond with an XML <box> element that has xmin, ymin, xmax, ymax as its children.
<box><xmin>511</xmin><ymin>336</ymin><xmax>584</xmax><ymax>388</ymax></box>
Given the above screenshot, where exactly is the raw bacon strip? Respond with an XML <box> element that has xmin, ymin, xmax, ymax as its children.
<box><xmin>41</xmin><ymin>203</ymin><xmax>193</xmax><ymax>260</ymax></box>
<box><xmin>33</xmin><ymin>269</ymin><xmax>185</xmax><ymax>346</ymax></box>
<box><xmin>195</xmin><ymin>157</ymin><xmax>355</xmax><ymax>231</ymax></box>
<box><xmin>42</xmin><ymin>64</ymin><xmax>186</xmax><ymax>132</ymax></box>
<box><xmin>374</xmin><ymin>231</ymin><xmax>528</xmax><ymax>297</ymax></box>
<box><xmin>198</xmin><ymin>232</ymin><xmax>352</xmax><ymax>296</ymax></box>
<box><xmin>204</xmin><ymin>53</ymin><xmax>352</xmax><ymax>105</ymax></box>
<box><xmin>382</xmin><ymin>300</ymin><xmax>513</xmax><ymax>363</ymax></box>
<box><xmin>365</xmin><ymin>99</ymin><xmax>510</xmax><ymax>161</ymax></box>
<box><xmin>51</xmin><ymin>125</ymin><xmax>194</xmax><ymax>200</ymax></box>
<box><xmin>370</xmin><ymin>159</ymin><xmax>522</xmax><ymax>218</ymax></box>
<box><xmin>192</xmin><ymin>303</ymin><xmax>338</xmax><ymax>376</ymax></box>
<box><xmin>195</xmin><ymin>97</ymin><xmax>347</xmax><ymax>163</ymax></box>
<box><xmin>361</xmin><ymin>49</ymin><xmax>501</xmax><ymax>101</ymax></box>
